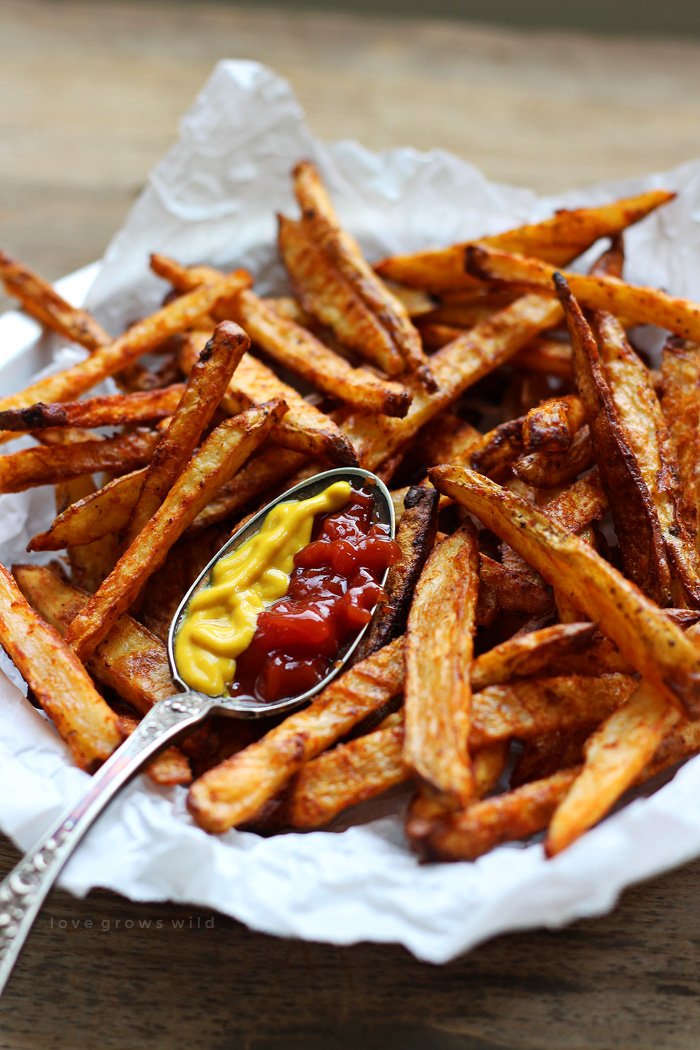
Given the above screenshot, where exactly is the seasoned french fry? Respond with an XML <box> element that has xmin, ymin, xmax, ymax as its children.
<box><xmin>124</xmin><ymin>321</ymin><xmax>249</xmax><ymax>547</ymax></box>
<box><xmin>471</xmin><ymin>419</ymin><xmax>524</xmax><ymax>480</ymax></box>
<box><xmin>12</xmin><ymin>564</ymin><xmax>175</xmax><ymax>714</ymax></box>
<box><xmin>660</xmin><ymin>336</ymin><xmax>700</xmax><ymax>540</ymax></box>
<box><xmin>404</xmin><ymin>523</ymin><xmax>479</xmax><ymax>806</ymax></box>
<box><xmin>64</xmin><ymin>401</ymin><xmax>287</xmax><ymax>662</ymax></box>
<box><xmin>510</xmin><ymin>337</ymin><xmax>573</xmax><ymax>378</ymax></box>
<box><xmin>419</xmin><ymin>414</ymin><xmax>482</xmax><ymax>469</ymax></box>
<box><xmin>545</xmin><ymin>679</ymin><xmax>679</xmax><ymax>856</ymax></box>
<box><xmin>466</xmin><ymin>243</ymin><xmax>700</xmax><ymax>344</ymax></box>
<box><xmin>354</xmin><ymin>485</ymin><xmax>439</xmax><ymax>662</ymax></box>
<box><xmin>0</xmin><ymin>270</ymin><xmax>252</xmax><ymax>440</ymax></box>
<box><xmin>0</xmin><ymin>561</ymin><xmax>123</xmax><ymax>771</ymax></box>
<box><xmin>511</xmin><ymin>727</ymin><xmax>592</xmax><ymax>788</ymax></box>
<box><xmin>430</xmin><ymin>464</ymin><xmax>700</xmax><ymax>716</ymax></box>
<box><xmin>187</xmin><ymin>636</ymin><xmax>406</xmax><ymax>833</ymax></box>
<box><xmin>292</xmin><ymin>160</ymin><xmax>435</xmax><ymax>388</ymax></box>
<box><xmin>477</xmin><ymin>555</ymin><xmax>555</xmax><ymax>626</ymax></box>
<box><xmin>375</xmin><ymin>189</ymin><xmax>674</xmax><ymax>290</ymax></box>
<box><xmin>536</xmin><ymin>470</ymin><xmax>608</xmax><ymax>533</ymax></box>
<box><xmin>0</xmin><ymin>428</ymin><xmax>160</xmax><ymax>494</ymax></box>
<box><xmin>470</xmin><ymin>622</ymin><xmax>597</xmax><ymax>691</ymax></box>
<box><xmin>522</xmin><ymin>395</ymin><xmax>585</xmax><ymax>454</ymax></box>
<box><xmin>28</xmin><ymin>469</ymin><xmax>146</xmax><ymax>552</ymax></box>
<box><xmin>470</xmin><ymin>672</ymin><xmax>635</xmax><ymax>747</ymax></box>
<box><xmin>513</xmin><ymin>425</ymin><xmax>594</xmax><ymax>488</ymax></box>
<box><xmin>0</xmin><ymin>385</ymin><xmax>185</xmax><ymax>434</ymax></box>
<box><xmin>278</xmin><ymin>214</ymin><xmax>405</xmax><ymax>376</ymax></box>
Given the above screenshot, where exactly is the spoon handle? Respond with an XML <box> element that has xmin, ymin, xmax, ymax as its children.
<box><xmin>0</xmin><ymin>691</ymin><xmax>212</xmax><ymax>997</ymax></box>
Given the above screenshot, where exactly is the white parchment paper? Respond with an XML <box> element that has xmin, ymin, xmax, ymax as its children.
<box><xmin>3</xmin><ymin>59</ymin><xmax>700</xmax><ymax>962</ymax></box>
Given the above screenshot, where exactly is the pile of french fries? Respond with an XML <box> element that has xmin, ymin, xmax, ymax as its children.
<box><xmin>3</xmin><ymin>162</ymin><xmax>700</xmax><ymax>865</ymax></box>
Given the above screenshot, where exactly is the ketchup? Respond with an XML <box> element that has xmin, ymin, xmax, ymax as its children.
<box><xmin>230</xmin><ymin>486</ymin><xmax>400</xmax><ymax>703</ymax></box>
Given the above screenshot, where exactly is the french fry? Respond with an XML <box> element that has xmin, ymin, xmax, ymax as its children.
<box><xmin>430</xmin><ymin>464</ymin><xmax>700</xmax><ymax>717</ymax></box>
<box><xmin>28</xmin><ymin>469</ymin><xmax>146</xmax><ymax>552</ymax></box>
<box><xmin>512</xmin><ymin>424</ymin><xmax>594</xmax><ymax>488</ymax></box>
<box><xmin>466</xmin><ymin>243</ymin><xmax>700</xmax><ymax>344</ymax></box>
<box><xmin>0</xmin><ymin>385</ymin><xmax>185</xmax><ymax>434</ymax></box>
<box><xmin>124</xmin><ymin>321</ymin><xmax>249</xmax><ymax>547</ymax></box>
<box><xmin>409</xmin><ymin>767</ymin><xmax>580</xmax><ymax>862</ymax></box>
<box><xmin>477</xmin><ymin>555</ymin><xmax>555</xmax><ymax>626</ymax></box>
<box><xmin>511</xmin><ymin>727</ymin><xmax>592</xmax><ymax>788</ymax></box>
<box><xmin>0</xmin><ymin>270</ymin><xmax>252</xmax><ymax>440</ymax></box>
<box><xmin>521</xmin><ymin>395</ymin><xmax>585</xmax><ymax>454</ymax></box>
<box><xmin>471</xmin><ymin>419</ymin><xmax>524</xmax><ymax>480</ymax></box>
<box><xmin>660</xmin><ymin>336</ymin><xmax>700</xmax><ymax>540</ymax></box>
<box><xmin>187</xmin><ymin>636</ymin><xmax>406</xmax><ymax>833</ymax></box>
<box><xmin>178</xmin><ymin>330</ymin><xmax>358</xmax><ymax>466</ymax></box>
<box><xmin>545</xmin><ymin>679</ymin><xmax>680</xmax><ymax>856</ymax></box>
<box><xmin>342</xmin><ymin>292</ymin><xmax>564</xmax><ymax>470</ymax></box>
<box><xmin>116</xmin><ymin>709</ymin><xmax>192</xmax><ymax>787</ymax></box>
<box><xmin>278</xmin><ymin>214</ymin><xmax>405</xmax><ymax>376</ymax></box>
<box><xmin>64</xmin><ymin>401</ymin><xmax>287</xmax><ymax>662</ymax></box>
<box><xmin>536</xmin><ymin>470</ymin><xmax>608</xmax><ymax>533</ymax></box>
<box><xmin>354</xmin><ymin>485</ymin><xmax>439</xmax><ymax>662</ymax></box>
<box><xmin>470</xmin><ymin>622</ymin><xmax>597</xmax><ymax>691</ymax></box>
<box><xmin>292</xmin><ymin>160</ymin><xmax>435</xmax><ymax>388</ymax></box>
<box><xmin>0</xmin><ymin>428</ymin><xmax>160</xmax><ymax>494</ymax></box>
<box><xmin>404</xmin><ymin>523</ymin><xmax>479</xmax><ymax>807</ymax></box>
<box><xmin>419</xmin><ymin>413</ymin><xmax>483</xmax><ymax>469</ymax></box>
<box><xmin>510</xmin><ymin>337</ymin><xmax>573</xmax><ymax>379</ymax></box>
<box><xmin>0</xmin><ymin>561</ymin><xmax>124</xmax><ymax>771</ymax></box>
<box><xmin>375</xmin><ymin>189</ymin><xmax>674</xmax><ymax>290</ymax></box>
<box><xmin>470</xmin><ymin>672</ymin><xmax>635</xmax><ymax>748</ymax></box>
<box><xmin>12</xmin><ymin>564</ymin><xmax>175</xmax><ymax>713</ymax></box>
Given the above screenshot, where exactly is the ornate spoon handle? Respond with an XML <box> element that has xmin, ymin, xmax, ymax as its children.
<box><xmin>0</xmin><ymin>691</ymin><xmax>212</xmax><ymax>997</ymax></box>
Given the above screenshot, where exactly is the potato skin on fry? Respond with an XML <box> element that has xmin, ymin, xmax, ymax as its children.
<box><xmin>0</xmin><ymin>561</ymin><xmax>124</xmax><ymax>771</ymax></box>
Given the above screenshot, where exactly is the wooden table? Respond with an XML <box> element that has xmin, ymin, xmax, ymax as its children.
<box><xmin>2</xmin><ymin>2</ymin><xmax>700</xmax><ymax>1046</ymax></box>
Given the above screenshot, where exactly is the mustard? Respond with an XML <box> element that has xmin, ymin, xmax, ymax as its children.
<box><xmin>174</xmin><ymin>480</ymin><xmax>352</xmax><ymax>697</ymax></box>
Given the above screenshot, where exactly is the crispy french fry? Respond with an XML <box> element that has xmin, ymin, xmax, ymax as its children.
<box><xmin>343</xmin><ymin>293</ymin><xmax>563</xmax><ymax>470</ymax></box>
<box><xmin>29</xmin><ymin>469</ymin><xmax>146</xmax><ymax>552</ymax></box>
<box><xmin>64</xmin><ymin>401</ymin><xmax>286</xmax><ymax>662</ymax></box>
<box><xmin>404</xmin><ymin>523</ymin><xmax>479</xmax><ymax>806</ymax></box>
<box><xmin>375</xmin><ymin>189</ymin><xmax>674</xmax><ymax>290</ymax></box>
<box><xmin>432</xmin><ymin>464</ymin><xmax>700</xmax><ymax>716</ymax></box>
<box><xmin>470</xmin><ymin>622</ymin><xmax>597</xmax><ymax>691</ymax></box>
<box><xmin>0</xmin><ymin>561</ymin><xmax>123</xmax><ymax>771</ymax></box>
<box><xmin>510</xmin><ymin>337</ymin><xmax>573</xmax><ymax>379</ymax></box>
<box><xmin>470</xmin><ymin>672</ymin><xmax>635</xmax><ymax>748</ymax></box>
<box><xmin>660</xmin><ymin>336</ymin><xmax>700</xmax><ymax>541</ymax></box>
<box><xmin>0</xmin><ymin>385</ymin><xmax>185</xmax><ymax>434</ymax></box>
<box><xmin>513</xmin><ymin>424</ymin><xmax>594</xmax><ymax>488</ymax></box>
<box><xmin>0</xmin><ymin>428</ymin><xmax>160</xmax><ymax>494</ymax></box>
<box><xmin>545</xmin><ymin>679</ymin><xmax>679</xmax><ymax>856</ymax></box>
<box><xmin>124</xmin><ymin>321</ymin><xmax>249</xmax><ymax>547</ymax></box>
<box><xmin>419</xmin><ymin>414</ymin><xmax>483</xmax><ymax>469</ymax></box>
<box><xmin>354</xmin><ymin>485</ymin><xmax>439</xmax><ymax>662</ymax></box>
<box><xmin>178</xmin><ymin>330</ymin><xmax>358</xmax><ymax>467</ymax></box>
<box><xmin>522</xmin><ymin>395</ymin><xmax>585</xmax><ymax>454</ymax></box>
<box><xmin>0</xmin><ymin>270</ymin><xmax>252</xmax><ymax>440</ymax></box>
<box><xmin>116</xmin><ymin>709</ymin><xmax>191</xmax><ymax>786</ymax></box>
<box><xmin>511</xmin><ymin>727</ymin><xmax>592</xmax><ymax>788</ymax></box>
<box><xmin>278</xmin><ymin>214</ymin><xmax>405</xmax><ymax>376</ymax></box>
<box><xmin>292</xmin><ymin>160</ymin><xmax>435</xmax><ymax>388</ymax></box>
<box><xmin>471</xmin><ymin>419</ymin><xmax>524</xmax><ymax>480</ymax></box>
<box><xmin>477</xmin><ymin>555</ymin><xmax>555</xmax><ymax>626</ymax></box>
<box><xmin>536</xmin><ymin>470</ymin><xmax>608</xmax><ymax>533</ymax></box>
<box><xmin>409</xmin><ymin>767</ymin><xmax>580</xmax><ymax>862</ymax></box>
<box><xmin>13</xmin><ymin>562</ymin><xmax>176</xmax><ymax>716</ymax></box>
<box><xmin>187</xmin><ymin>635</ymin><xmax>406</xmax><ymax>833</ymax></box>
<box><xmin>466</xmin><ymin>243</ymin><xmax>700</xmax><ymax>344</ymax></box>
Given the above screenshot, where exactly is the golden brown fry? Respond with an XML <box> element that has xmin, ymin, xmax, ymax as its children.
<box><xmin>0</xmin><ymin>249</ymin><xmax>111</xmax><ymax>351</ymax></box>
<box><xmin>375</xmin><ymin>190</ymin><xmax>674</xmax><ymax>290</ymax></box>
<box><xmin>419</xmin><ymin>414</ymin><xmax>482</xmax><ymax>469</ymax></box>
<box><xmin>404</xmin><ymin>523</ymin><xmax>479</xmax><ymax>806</ymax></box>
<box><xmin>511</xmin><ymin>727</ymin><xmax>592</xmax><ymax>788</ymax></box>
<box><xmin>292</xmin><ymin>160</ymin><xmax>435</xmax><ymax>388</ymax></box>
<box><xmin>477</xmin><ymin>554</ymin><xmax>555</xmax><ymax>626</ymax></box>
<box><xmin>470</xmin><ymin>673</ymin><xmax>635</xmax><ymax>748</ymax></box>
<box><xmin>660</xmin><ymin>336</ymin><xmax>700</xmax><ymax>540</ymax></box>
<box><xmin>471</xmin><ymin>418</ymin><xmax>524</xmax><ymax>480</ymax></box>
<box><xmin>537</xmin><ymin>470</ymin><xmax>608</xmax><ymax>533</ymax></box>
<box><xmin>354</xmin><ymin>485</ymin><xmax>439</xmax><ymax>662</ymax></box>
<box><xmin>466</xmin><ymin>243</ymin><xmax>700</xmax><ymax>344</ymax></box>
<box><xmin>0</xmin><ymin>270</ymin><xmax>252</xmax><ymax>440</ymax></box>
<box><xmin>12</xmin><ymin>564</ymin><xmax>175</xmax><ymax>713</ymax></box>
<box><xmin>521</xmin><ymin>395</ymin><xmax>585</xmax><ymax>454</ymax></box>
<box><xmin>470</xmin><ymin>622</ymin><xmax>597</xmax><ymax>692</ymax></box>
<box><xmin>409</xmin><ymin>767</ymin><xmax>580</xmax><ymax>862</ymax></box>
<box><xmin>64</xmin><ymin>401</ymin><xmax>286</xmax><ymax>662</ymax></box>
<box><xmin>116</xmin><ymin>709</ymin><xmax>192</xmax><ymax>787</ymax></box>
<box><xmin>430</xmin><ymin>464</ymin><xmax>700</xmax><ymax>717</ymax></box>
<box><xmin>0</xmin><ymin>561</ymin><xmax>123</xmax><ymax>771</ymax></box>
<box><xmin>278</xmin><ymin>214</ymin><xmax>405</xmax><ymax>376</ymax></box>
<box><xmin>0</xmin><ymin>386</ymin><xmax>185</xmax><ymax>434</ymax></box>
<box><xmin>178</xmin><ymin>330</ymin><xmax>358</xmax><ymax>467</ymax></box>
<box><xmin>510</xmin><ymin>337</ymin><xmax>573</xmax><ymax>379</ymax></box>
<box><xmin>513</xmin><ymin>425</ymin><xmax>594</xmax><ymax>488</ymax></box>
<box><xmin>0</xmin><ymin>429</ymin><xmax>160</xmax><ymax>494</ymax></box>
<box><xmin>187</xmin><ymin>636</ymin><xmax>406</xmax><ymax>833</ymax></box>
<box><xmin>545</xmin><ymin>680</ymin><xmax>679</xmax><ymax>856</ymax></box>
<box><xmin>29</xmin><ymin>469</ymin><xmax>146</xmax><ymax>552</ymax></box>
<box><xmin>343</xmin><ymin>293</ymin><xmax>564</xmax><ymax>470</ymax></box>
<box><xmin>124</xmin><ymin>321</ymin><xmax>249</xmax><ymax>547</ymax></box>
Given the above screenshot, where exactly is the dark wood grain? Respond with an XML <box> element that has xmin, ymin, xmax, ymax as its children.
<box><xmin>3</xmin><ymin>2</ymin><xmax>700</xmax><ymax>1045</ymax></box>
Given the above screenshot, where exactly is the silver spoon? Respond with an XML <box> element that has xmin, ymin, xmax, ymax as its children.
<box><xmin>0</xmin><ymin>466</ymin><xmax>394</xmax><ymax>995</ymax></box>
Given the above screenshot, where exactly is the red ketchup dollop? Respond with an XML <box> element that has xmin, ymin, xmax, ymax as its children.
<box><xmin>230</xmin><ymin>485</ymin><xmax>400</xmax><ymax>703</ymax></box>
